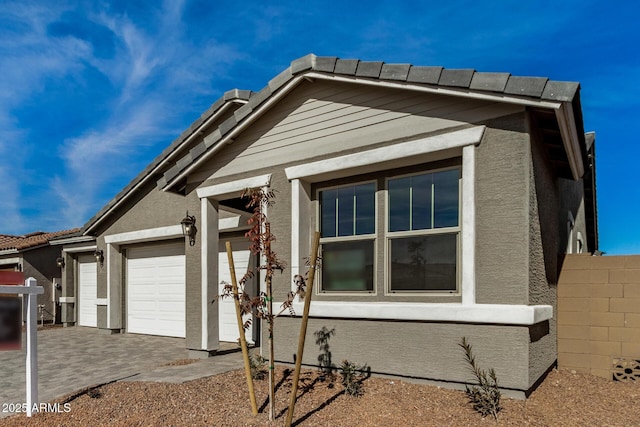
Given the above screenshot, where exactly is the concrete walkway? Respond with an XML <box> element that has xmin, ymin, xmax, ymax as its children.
<box><xmin>0</xmin><ymin>327</ymin><xmax>243</xmax><ymax>418</ymax></box>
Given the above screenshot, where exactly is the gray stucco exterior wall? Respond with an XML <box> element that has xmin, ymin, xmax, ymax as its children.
<box><xmin>474</xmin><ymin>113</ymin><xmax>530</xmax><ymax>305</ymax></box>
<box><xmin>274</xmin><ymin>317</ymin><xmax>531</xmax><ymax>394</ymax></box>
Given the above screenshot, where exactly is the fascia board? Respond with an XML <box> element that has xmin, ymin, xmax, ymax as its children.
<box><xmin>556</xmin><ymin>102</ymin><xmax>585</xmax><ymax>180</ymax></box>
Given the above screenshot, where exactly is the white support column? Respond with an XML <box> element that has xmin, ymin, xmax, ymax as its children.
<box><xmin>461</xmin><ymin>144</ymin><xmax>477</xmax><ymax>305</ymax></box>
<box><xmin>201</xmin><ymin>197</ymin><xmax>220</xmax><ymax>351</ymax></box>
<box><xmin>25</xmin><ymin>277</ymin><xmax>39</xmax><ymax>417</ymax></box>
<box><xmin>290</xmin><ymin>179</ymin><xmax>312</xmax><ymax>292</ymax></box>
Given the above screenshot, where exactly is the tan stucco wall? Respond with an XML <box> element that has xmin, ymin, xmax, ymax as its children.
<box><xmin>558</xmin><ymin>254</ymin><xmax>640</xmax><ymax>380</ymax></box>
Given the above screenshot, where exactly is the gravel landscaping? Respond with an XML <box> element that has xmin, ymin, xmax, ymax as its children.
<box><xmin>1</xmin><ymin>365</ymin><xmax>638</xmax><ymax>426</ymax></box>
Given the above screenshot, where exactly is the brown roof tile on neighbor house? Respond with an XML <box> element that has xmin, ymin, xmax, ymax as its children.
<box><xmin>0</xmin><ymin>228</ymin><xmax>80</xmax><ymax>251</ymax></box>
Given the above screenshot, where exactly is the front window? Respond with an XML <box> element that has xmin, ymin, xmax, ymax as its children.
<box><xmin>387</xmin><ymin>169</ymin><xmax>460</xmax><ymax>292</ymax></box>
<box><xmin>319</xmin><ymin>183</ymin><xmax>375</xmax><ymax>292</ymax></box>
<box><xmin>317</xmin><ymin>167</ymin><xmax>460</xmax><ymax>294</ymax></box>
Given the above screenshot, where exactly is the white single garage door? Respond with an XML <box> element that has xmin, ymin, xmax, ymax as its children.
<box><xmin>218</xmin><ymin>239</ymin><xmax>257</xmax><ymax>343</ymax></box>
<box><xmin>77</xmin><ymin>256</ymin><xmax>97</xmax><ymax>327</ymax></box>
<box><xmin>127</xmin><ymin>242</ymin><xmax>185</xmax><ymax>338</ymax></box>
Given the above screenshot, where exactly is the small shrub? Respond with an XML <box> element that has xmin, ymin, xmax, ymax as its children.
<box><xmin>340</xmin><ymin>360</ymin><xmax>368</xmax><ymax>397</ymax></box>
<box><xmin>458</xmin><ymin>337</ymin><xmax>502</xmax><ymax>420</ymax></box>
<box><xmin>249</xmin><ymin>351</ymin><xmax>267</xmax><ymax>380</ymax></box>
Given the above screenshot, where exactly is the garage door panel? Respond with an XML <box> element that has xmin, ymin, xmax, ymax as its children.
<box><xmin>127</xmin><ymin>242</ymin><xmax>185</xmax><ymax>338</ymax></box>
<box><xmin>77</xmin><ymin>259</ymin><xmax>97</xmax><ymax>327</ymax></box>
<box><xmin>218</xmin><ymin>239</ymin><xmax>256</xmax><ymax>343</ymax></box>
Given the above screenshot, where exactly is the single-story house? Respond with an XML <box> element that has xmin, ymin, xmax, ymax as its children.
<box><xmin>57</xmin><ymin>54</ymin><xmax>597</xmax><ymax>397</ymax></box>
<box><xmin>0</xmin><ymin>229</ymin><xmax>79</xmax><ymax>323</ymax></box>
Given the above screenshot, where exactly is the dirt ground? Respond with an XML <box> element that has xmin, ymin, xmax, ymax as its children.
<box><xmin>1</xmin><ymin>365</ymin><xmax>638</xmax><ymax>426</ymax></box>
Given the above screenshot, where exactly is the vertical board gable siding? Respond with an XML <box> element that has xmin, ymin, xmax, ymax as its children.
<box><xmin>190</xmin><ymin>81</ymin><xmax>523</xmax><ymax>183</ymax></box>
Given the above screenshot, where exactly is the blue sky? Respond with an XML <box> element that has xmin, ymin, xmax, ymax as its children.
<box><xmin>0</xmin><ymin>0</ymin><xmax>638</xmax><ymax>254</ymax></box>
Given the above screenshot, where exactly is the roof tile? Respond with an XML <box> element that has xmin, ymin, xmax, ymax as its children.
<box><xmin>541</xmin><ymin>81</ymin><xmax>580</xmax><ymax>102</ymax></box>
<box><xmin>380</xmin><ymin>63</ymin><xmax>411</xmax><ymax>81</ymax></box>
<box><xmin>313</xmin><ymin>56</ymin><xmax>338</xmax><ymax>72</ymax></box>
<box><xmin>291</xmin><ymin>54</ymin><xmax>316</xmax><ymax>74</ymax></box>
<box><xmin>176</xmin><ymin>153</ymin><xmax>193</xmax><ymax>171</ymax></box>
<box><xmin>268</xmin><ymin>68</ymin><xmax>294</xmax><ymax>92</ymax></box>
<box><xmin>233</xmin><ymin>103</ymin><xmax>253</xmax><ymax>122</ymax></box>
<box><xmin>334</xmin><ymin>59</ymin><xmax>359</xmax><ymax>75</ymax></box>
<box><xmin>504</xmin><ymin>76</ymin><xmax>549</xmax><ymax>97</ymax></box>
<box><xmin>203</xmin><ymin>128</ymin><xmax>222</xmax><ymax>148</ymax></box>
<box><xmin>0</xmin><ymin>229</ymin><xmax>80</xmax><ymax>251</ymax></box>
<box><xmin>224</xmin><ymin>89</ymin><xmax>252</xmax><ymax>100</ymax></box>
<box><xmin>248</xmin><ymin>85</ymin><xmax>273</xmax><ymax>110</ymax></box>
<box><xmin>163</xmin><ymin>164</ymin><xmax>181</xmax><ymax>184</ymax></box>
<box><xmin>406</xmin><ymin>66</ymin><xmax>443</xmax><ymax>84</ymax></box>
<box><xmin>438</xmin><ymin>69</ymin><xmax>475</xmax><ymax>88</ymax></box>
<box><xmin>189</xmin><ymin>142</ymin><xmax>206</xmax><ymax>160</ymax></box>
<box><xmin>470</xmin><ymin>72</ymin><xmax>511</xmax><ymax>92</ymax></box>
<box><xmin>218</xmin><ymin>116</ymin><xmax>237</xmax><ymax>137</ymax></box>
<box><xmin>356</xmin><ymin>61</ymin><xmax>383</xmax><ymax>78</ymax></box>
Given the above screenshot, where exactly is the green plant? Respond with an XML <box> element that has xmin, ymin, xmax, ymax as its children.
<box><xmin>315</xmin><ymin>326</ymin><xmax>336</xmax><ymax>378</ymax></box>
<box><xmin>458</xmin><ymin>337</ymin><xmax>502</xmax><ymax>420</ymax></box>
<box><xmin>340</xmin><ymin>360</ymin><xmax>368</xmax><ymax>397</ymax></box>
<box><xmin>249</xmin><ymin>351</ymin><xmax>267</xmax><ymax>380</ymax></box>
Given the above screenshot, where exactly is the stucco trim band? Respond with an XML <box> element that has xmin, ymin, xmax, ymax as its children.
<box><xmin>287</xmin><ymin>301</ymin><xmax>552</xmax><ymax>325</ymax></box>
<box><xmin>196</xmin><ymin>173</ymin><xmax>272</xmax><ymax>199</ymax></box>
<box><xmin>104</xmin><ymin>225</ymin><xmax>184</xmax><ymax>245</ymax></box>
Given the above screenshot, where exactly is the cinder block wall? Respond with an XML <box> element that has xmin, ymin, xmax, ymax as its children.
<box><xmin>557</xmin><ymin>254</ymin><xmax>640</xmax><ymax>379</ymax></box>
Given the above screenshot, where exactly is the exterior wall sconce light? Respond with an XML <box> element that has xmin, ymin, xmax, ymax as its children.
<box><xmin>56</xmin><ymin>256</ymin><xmax>65</xmax><ymax>269</ymax></box>
<box><xmin>94</xmin><ymin>249</ymin><xmax>104</xmax><ymax>267</ymax></box>
<box><xmin>181</xmin><ymin>212</ymin><xmax>197</xmax><ymax>246</ymax></box>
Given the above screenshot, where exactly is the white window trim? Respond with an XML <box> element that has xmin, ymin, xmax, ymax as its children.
<box><xmin>288</xmin><ymin>127</ymin><xmax>482</xmax><ymax>306</ymax></box>
<box><xmin>285</xmin><ymin>126</ymin><xmax>552</xmax><ymax>324</ymax></box>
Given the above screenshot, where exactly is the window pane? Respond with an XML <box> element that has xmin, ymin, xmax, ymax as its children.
<box><xmin>433</xmin><ymin>169</ymin><xmax>459</xmax><ymax>228</ymax></box>
<box><xmin>337</xmin><ymin>187</ymin><xmax>355</xmax><ymax>236</ymax></box>
<box><xmin>389</xmin><ymin>234</ymin><xmax>457</xmax><ymax>291</ymax></box>
<box><xmin>355</xmin><ymin>183</ymin><xmax>375</xmax><ymax>235</ymax></box>
<box><xmin>321</xmin><ymin>240</ymin><xmax>374</xmax><ymax>292</ymax></box>
<box><xmin>388</xmin><ymin>176</ymin><xmax>410</xmax><ymax>231</ymax></box>
<box><xmin>411</xmin><ymin>173</ymin><xmax>432</xmax><ymax>230</ymax></box>
<box><xmin>320</xmin><ymin>189</ymin><xmax>337</xmax><ymax>238</ymax></box>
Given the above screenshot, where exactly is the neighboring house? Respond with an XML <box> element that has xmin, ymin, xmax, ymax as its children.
<box><xmin>0</xmin><ymin>229</ymin><xmax>79</xmax><ymax>323</ymax></box>
<box><xmin>58</xmin><ymin>54</ymin><xmax>597</xmax><ymax>398</ymax></box>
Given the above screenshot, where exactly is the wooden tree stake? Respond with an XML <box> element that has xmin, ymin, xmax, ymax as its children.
<box><xmin>225</xmin><ymin>241</ymin><xmax>258</xmax><ymax>416</ymax></box>
<box><xmin>285</xmin><ymin>231</ymin><xmax>321</xmax><ymax>427</ymax></box>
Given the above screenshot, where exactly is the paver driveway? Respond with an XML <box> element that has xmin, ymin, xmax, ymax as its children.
<box><xmin>1</xmin><ymin>327</ymin><xmax>191</xmax><ymax>415</ymax></box>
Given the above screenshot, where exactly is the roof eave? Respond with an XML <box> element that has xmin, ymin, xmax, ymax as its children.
<box><xmin>161</xmin><ymin>70</ymin><xmax>571</xmax><ymax>193</ymax></box>
<box><xmin>83</xmin><ymin>95</ymin><xmax>250</xmax><ymax>235</ymax></box>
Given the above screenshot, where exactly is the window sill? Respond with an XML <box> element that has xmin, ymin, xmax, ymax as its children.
<box><xmin>286</xmin><ymin>301</ymin><xmax>552</xmax><ymax>325</ymax></box>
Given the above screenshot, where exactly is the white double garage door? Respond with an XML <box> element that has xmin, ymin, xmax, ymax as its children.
<box><xmin>77</xmin><ymin>241</ymin><xmax>254</xmax><ymax>341</ymax></box>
